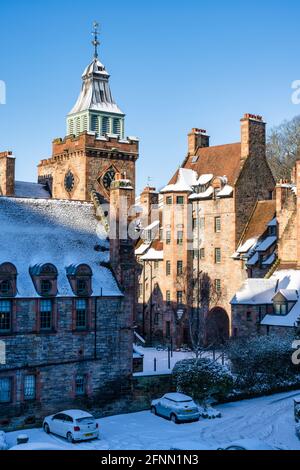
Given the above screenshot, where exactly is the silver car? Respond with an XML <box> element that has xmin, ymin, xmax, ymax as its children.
<box><xmin>43</xmin><ymin>410</ymin><xmax>99</xmax><ymax>443</ymax></box>
<box><xmin>151</xmin><ymin>393</ymin><xmax>200</xmax><ymax>423</ymax></box>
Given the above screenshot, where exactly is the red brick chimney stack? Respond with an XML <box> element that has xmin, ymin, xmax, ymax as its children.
<box><xmin>188</xmin><ymin>128</ymin><xmax>210</xmax><ymax>155</ymax></box>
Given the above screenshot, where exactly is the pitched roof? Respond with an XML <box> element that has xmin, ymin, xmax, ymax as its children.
<box><xmin>239</xmin><ymin>200</ymin><xmax>276</xmax><ymax>246</ymax></box>
<box><xmin>169</xmin><ymin>143</ymin><xmax>242</xmax><ymax>186</ymax></box>
<box><xmin>0</xmin><ymin>197</ymin><xmax>121</xmax><ymax>298</ymax></box>
<box><xmin>15</xmin><ymin>181</ymin><xmax>51</xmax><ymax>199</ymax></box>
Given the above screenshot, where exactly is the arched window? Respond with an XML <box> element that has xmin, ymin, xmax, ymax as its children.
<box><xmin>0</xmin><ymin>263</ymin><xmax>17</xmax><ymax>298</ymax></box>
<box><xmin>66</xmin><ymin>264</ymin><xmax>93</xmax><ymax>297</ymax></box>
<box><xmin>30</xmin><ymin>264</ymin><xmax>58</xmax><ymax>297</ymax></box>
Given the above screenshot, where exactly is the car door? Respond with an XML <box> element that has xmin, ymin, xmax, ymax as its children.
<box><xmin>50</xmin><ymin>413</ymin><xmax>64</xmax><ymax>435</ymax></box>
<box><xmin>156</xmin><ymin>398</ymin><xmax>164</xmax><ymax>416</ymax></box>
<box><xmin>159</xmin><ymin>398</ymin><xmax>170</xmax><ymax>417</ymax></box>
<box><xmin>61</xmin><ymin>414</ymin><xmax>73</xmax><ymax>438</ymax></box>
<box><xmin>163</xmin><ymin>398</ymin><xmax>174</xmax><ymax>418</ymax></box>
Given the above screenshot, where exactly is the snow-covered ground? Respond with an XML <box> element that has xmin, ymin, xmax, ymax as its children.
<box><xmin>134</xmin><ymin>347</ymin><xmax>223</xmax><ymax>375</ymax></box>
<box><xmin>6</xmin><ymin>390</ymin><xmax>300</xmax><ymax>450</ymax></box>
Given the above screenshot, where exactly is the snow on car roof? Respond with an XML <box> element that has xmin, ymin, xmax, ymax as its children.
<box><xmin>63</xmin><ymin>410</ymin><xmax>94</xmax><ymax>419</ymax></box>
<box><xmin>164</xmin><ymin>393</ymin><xmax>192</xmax><ymax>402</ymax></box>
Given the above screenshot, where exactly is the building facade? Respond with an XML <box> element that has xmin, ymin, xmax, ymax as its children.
<box><xmin>231</xmin><ymin>160</ymin><xmax>300</xmax><ymax>337</ymax></box>
<box><xmin>0</xmin><ymin>34</ymin><xmax>138</xmax><ymax>431</ymax></box>
<box><xmin>135</xmin><ymin>114</ymin><xmax>275</xmax><ymax>347</ymax></box>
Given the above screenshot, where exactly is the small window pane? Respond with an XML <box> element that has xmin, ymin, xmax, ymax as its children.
<box><xmin>166</xmin><ymin>261</ymin><xmax>171</xmax><ymax>276</ymax></box>
<box><xmin>24</xmin><ymin>375</ymin><xmax>36</xmax><ymax>401</ymax></box>
<box><xmin>215</xmin><ymin>217</ymin><xmax>221</xmax><ymax>233</ymax></box>
<box><xmin>75</xmin><ymin>375</ymin><xmax>86</xmax><ymax>396</ymax></box>
<box><xmin>177</xmin><ymin>231</ymin><xmax>183</xmax><ymax>245</ymax></box>
<box><xmin>76</xmin><ymin>299</ymin><xmax>87</xmax><ymax>329</ymax></box>
<box><xmin>0</xmin><ymin>378</ymin><xmax>11</xmax><ymax>403</ymax></box>
<box><xmin>176</xmin><ymin>196</ymin><xmax>184</xmax><ymax>205</ymax></box>
<box><xmin>215</xmin><ymin>248</ymin><xmax>221</xmax><ymax>264</ymax></box>
<box><xmin>40</xmin><ymin>300</ymin><xmax>52</xmax><ymax>330</ymax></box>
<box><xmin>0</xmin><ymin>300</ymin><xmax>11</xmax><ymax>332</ymax></box>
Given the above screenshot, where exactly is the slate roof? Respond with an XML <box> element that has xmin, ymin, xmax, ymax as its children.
<box><xmin>14</xmin><ymin>181</ymin><xmax>51</xmax><ymax>199</ymax></box>
<box><xmin>0</xmin><ymin>197</ymin><xmax>121</xmax><ymax>298</ymax></box>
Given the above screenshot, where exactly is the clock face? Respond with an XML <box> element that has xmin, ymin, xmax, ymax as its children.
<box><xmin>64</xmin><ymin>171</ymin><xmax>75</xmax><ymax>193</ymax></box>
<box><xmin>102</xmin><ymin>168</ymin><xmax>116</xmax><ymax>190</ymax></box>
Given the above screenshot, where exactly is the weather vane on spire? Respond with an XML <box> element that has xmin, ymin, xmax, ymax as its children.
<box><xmin>92</xmin><ymin>21</ymin><xmax>100</xmax><ymax>60</ymax></box>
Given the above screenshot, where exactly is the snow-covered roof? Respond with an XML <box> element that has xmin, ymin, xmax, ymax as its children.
<box><xmin>262</xmin><ymin>252</ymin><xmax>276</xmax><ymax>267</ymax></box>
<box><xmin>14</xmin><ymin>181</ymin><xmax>51</xmax><ymax>199</ymax></box>
<box><xmin>189</xmin><ymin>186</ymin><xmax>214</xmax><ymax>200</ymax></box>
<box><xmin>232</xmin><ymin>270</ymin><xmax>300</xmax><ymax>327</ymax></box>
<box><xmin>197</xmin><ymin>174</ymin><xmax>213</xmax><ymax>185</ymax></box>
<box><xmin>268</xmin><ymin>217</ymin><xmax>277</xmax><ymax>227</ymax></box>
<box><xmin>217</xmin><ymin>184</ymin><xmax>234</xmax><ymax>197</ymax></box>
<box><xmin>135</xmin><ymin>243</ymin><xmax>151</xmax><ymax>256</ymax></box>
<box><xmin>140</xmin><ymin>248</ymin><xmax>164</xmax><ymax>261</ymax></box>
<box><xmin>256</xmin><ymin>236</ymin><xmax>277</xmax><ymax>252</ymax></box>
<box><xmin>161</xmin><ymin>168</ymin><xmax>198</xmax><ymax>193</ymax></box>
<box><xmin>246</xmin><ymin>252</ymin><xmax>259</xmax><ymax>266</ymax></box>
<box><xmin>237</xmin><ymin>238</ymin><xmax>257</xmax><ymax>254</ymax></box>
<box><xmin>273</xmin><ymin>289</ymin><xmax>299</xmax><ymax>302</ymax></box>
<box><xmin>0</xmin><ymin>197</ymin><xmax>121</xmax><ymax>298</ymax></box>
<box><xmin>69</xmin><ymin>59</ymin><xmax>124</xmax><ymax>116</ymax></box>
<box><xmin>143</xmin><ymin>220</ymin><xmax>160</xmax><ymax>232</ymax></box>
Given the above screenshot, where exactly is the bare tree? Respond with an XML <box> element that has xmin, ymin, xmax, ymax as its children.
<box><xmin>189</xmin><ymin>273</ymin><xmax>222</xmax><ymax>358</ymax></box>
<box><xmin>267</xmin><ymin>115</ymin><xmax>300</xmax><ymax>180</ymax></box>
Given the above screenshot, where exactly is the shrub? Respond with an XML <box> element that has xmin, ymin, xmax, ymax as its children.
<box><xmin>172</xmin><ymin>358</ymin><xmax>234</xmax><ymax>403</ymax></box>
<box><xmin>227</xmin><ymin>333</ymin><xmax>296</xmax><ymax>389</ymax></box>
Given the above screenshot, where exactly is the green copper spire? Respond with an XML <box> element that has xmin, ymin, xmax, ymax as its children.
<box><xmin>67</xmin><ymin>22</ymin><xmax>125</xmax><ymax>139</ymax></box>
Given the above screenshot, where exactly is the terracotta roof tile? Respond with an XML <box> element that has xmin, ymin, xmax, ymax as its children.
<box><xmin>240</xmin><ymin>200</ymin><xmax>276</xmax><ymax>245</ymax></box>
<box><xmin>168</xmin><ymin>143</ymin><xmax>242</xmax><ymax>186</ymax></box>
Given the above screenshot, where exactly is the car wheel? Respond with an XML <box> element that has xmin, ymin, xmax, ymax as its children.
<box><xmin>43</xmin><ymin>423</ymin><xmax>50</xmax><ymax>434</ymax></box>
<box><xmin>151</xmin><ymin>406</ymin><xmax>157</xmax><ymax>416</ymax></box>
<box><xmin>171</xmin><ymin>413</ymin><xmax>178</xmax><ymax>424</ymax></box>
<box><xmin>66</xmin><ymin>432</ymin><xmax>74</xmax><ymax>443</ymax></box>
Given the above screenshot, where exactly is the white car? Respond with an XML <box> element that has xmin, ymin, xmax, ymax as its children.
<box><xmin>43</xmin><ymin>410</ymin><xmax>99</xmax><ymax>443</ymax></box>
<box><xmin>151</xmin><ymin>393</ymin><xmax>200</xmax><ymax>423</ymax></box>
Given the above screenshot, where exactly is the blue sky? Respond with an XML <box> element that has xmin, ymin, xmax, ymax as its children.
<box><xmin>0</xmin><ymin>0</ymin><xmax>300</xmax><ymax>193</ymax></box>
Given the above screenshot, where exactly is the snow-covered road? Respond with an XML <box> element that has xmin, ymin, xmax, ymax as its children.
<box><xmin>6</xmin><ymin>390</ymin><xmax>300</xmax><ymax>450</ymax></box>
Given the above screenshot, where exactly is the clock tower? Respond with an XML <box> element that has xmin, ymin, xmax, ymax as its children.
<box><xmin>38</xmin><ymin>23</ymin><xmax>139</xmax><ymax>202</ymax></box>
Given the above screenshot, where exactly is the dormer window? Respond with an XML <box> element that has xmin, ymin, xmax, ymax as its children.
<box><xmin>66</xmin><ymin>264</ymin><xmax>93</xmax><ymax>297</ymax></box>
<box><xmin>30</xmin><ymin>264</ymin><xmax>58</xmax><ymax>298</ymax></box>
<box><xmin>0</xmin><ymin>263</ymin><xmax>17</xmax><ymax>298</ymax></box>
<box><xmin>0</xmin><ymin>280</ymin><xmax>11</xmax><ymax>295</ymax></box>
<box><xmin>272</xmin><ymin>290</ymin><xmax>298</xmax><ymax>316</ymax></box>
<box><xmin>77</xmin><ymin>279</ymin><xmax>88</xmax><ymax>296</ymax></box>
<box><xmin>41</xmin><ymin>280</ymin><xmax>52</xmax><ymax>295</ymax></box>
<box><xmin>274</xmin><ymin>302</ymin><xmax>287</xmax><ymax>316</ymax></box>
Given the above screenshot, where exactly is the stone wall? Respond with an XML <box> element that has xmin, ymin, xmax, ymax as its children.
<box><xmin>131</xmin><ymin>374</ymin><xmax>174</xmax><ymax>412</ymax></box>
<box><xmin>0</xmin><ymin>296</ymin><xmax>133</xmax><ymax>431</ymax></box>
<box><xmin>38</xmin><ymin>133</ymin><xmax>139</xmax><ymax>202</ymax></box>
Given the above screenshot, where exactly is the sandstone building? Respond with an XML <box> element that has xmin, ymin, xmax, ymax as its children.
<box><xmin>135</xmin><ymin>114</ymin><xmax>275</xmax><ymax>347</ymax></box>
<box><xmin>231</xmin><ymin>160</ymin><xmax>300</xmax><ymax>337</ymax></box>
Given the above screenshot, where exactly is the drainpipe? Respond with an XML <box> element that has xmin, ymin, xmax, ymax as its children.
<box><xmin>94</xmin><ymin>288</ymin><xmax>103</xmax><ymax>360</ymax></box>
